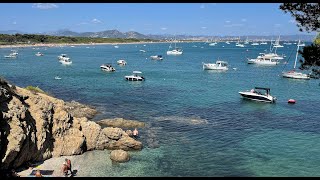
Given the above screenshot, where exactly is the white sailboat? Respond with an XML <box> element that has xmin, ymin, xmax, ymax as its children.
<box><xmin>167</xmin><ymin>37</ymin><xmax>183</xmax><ymax>55</ymax></box>
<box><xmin>282</xmin><ymin>40</ymin><xmax>310</xmax><ymax>80</ymax></box>
<box><xmin>273</xmin><ymin>36</ymin><xmax>284</xmax><ymax>48</ymax></box>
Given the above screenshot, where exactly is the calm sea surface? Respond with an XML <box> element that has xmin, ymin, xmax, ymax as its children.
<box><xmin>1</xmin><ymin>42</ymin><xmax>320</xmax><ymax>176</ymax></box>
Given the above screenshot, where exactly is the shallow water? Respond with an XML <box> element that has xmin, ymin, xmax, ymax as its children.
<box><xmin>1</xmin><ymin>42</ymin><xmax>320</xmax><ymax>176</ymax></box>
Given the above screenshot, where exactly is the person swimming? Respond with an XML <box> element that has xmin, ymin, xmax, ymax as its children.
<box><xmin>133</xmin><ymin>128</ymin><xmax>139</xmax><ymax>137</ymax></box>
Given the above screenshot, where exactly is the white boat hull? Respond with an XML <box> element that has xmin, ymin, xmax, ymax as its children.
<box><xmin>247</xmin><ymin>59</ymin><xmax>279</xmax><ymax>65</ymax></box>
<box><xmin>203</xmin><ymin>64</ymin><xmax>228</xmax><ymax>70</ymax></box>
<box><xmin>239</xmin><ymin>91</ymin><xmax>276</xmax><ymax>103</ymax></box>
<box><xmin>167</xmin><ymin>50</ymin><xmax>182</xmax><ymax>55</ymax></box>
<box><xmin>282</xmin><ymin>71</ymin><xmax>310</xmax><ymax>80</ymax></box>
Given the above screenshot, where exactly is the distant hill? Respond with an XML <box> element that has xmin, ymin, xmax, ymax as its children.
<box><xmin>0</xmin><ymin>29</ymin><xmax>316</xmax><ymax>42</ymax></box>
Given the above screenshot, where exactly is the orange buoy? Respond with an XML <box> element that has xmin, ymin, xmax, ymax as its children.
<box><xmin>288</xmin><ymin>99</ymin><xmax>296</xmax><ymax>104</ymax></box>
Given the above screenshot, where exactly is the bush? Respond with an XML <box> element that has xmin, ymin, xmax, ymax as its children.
<box><xmin>25</xmin><ymin>86</ymin><xmax>45</xmax><ymax>94</ymax></box>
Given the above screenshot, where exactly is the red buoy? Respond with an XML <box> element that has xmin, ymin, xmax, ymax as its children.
<box><xmin>288</xmin><ymin>99</ymin><xmax>296</xmax><ymax>104</ymax></box>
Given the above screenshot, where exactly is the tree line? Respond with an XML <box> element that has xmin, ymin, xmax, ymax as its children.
<box><xmin>0</xmin><ymin>33</ymin><xmax>157</xmax><ymax>45</ymax></box>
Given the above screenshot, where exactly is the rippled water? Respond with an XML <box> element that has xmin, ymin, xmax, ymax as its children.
<box><xmin>1</xmin><ymin>42</ymin><xmax>320</xmax><ymax>176</ymax></box>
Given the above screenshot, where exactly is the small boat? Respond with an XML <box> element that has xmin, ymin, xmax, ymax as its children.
<box><xmin>139</xmin><ymin>50</ymin><xmax>146</xmax><ymax>53</ymax></box>
<box><xmin>54</xmin><ymin>76</ymin><xmax>62</xmax><ymax>80</ymax></box>
<box><xmin>35</xmin><ymin>52</ymin><xmax>44</xmax><ymax>56</ymax></box>
<box><xmin>117</xmin><ymin>59</ymin><xmax>127</xmax><ymax>66</ymax></box>
<box><xmin>251</xmin><ymin>42</ymin><xmax>259</xmax><ymax>46</ymax></box>
<box><xmin>239</xmin><ymin>87</ymin><xmax>276</xmax><ymax>103</ymax></box>
<box><xmin>150</xmin><ymin>55</ymin><xmax>163</xmax><ymax>60</ymax></box>
<box><xmin>59</xmin><ymin>58</ymin><xmax>72</xmax><ymax>65</ymax></box>
<box><xmin>58</xmin><ymin>54</ymin><xmax>70</xmax><ymax>61</ymax></box>
<box><xmin>167</xmin><ymin>37</ymin><xmax>183</xmax><ymax>55</ymax></box>
<box><xmin>203</xmin><ymin>60</ymin><xmax>228</xmax><ymax>71</ymax></box>
<box><xmin>4</xmin><ymin>53</ymin><xmax>17</xmax><ymax>58</ymax></box>
<box><xmin>100</xmin><ymin>64</ymin><xmax>116</xmax><ymax>72</ymax></box>
<box><xmin>114</xmin><ymin>45</ymin><xmax>119</xmax><ymax>48</ymax></box>
<box><xmin>282</xmin><ymin>40</ymin><xmax>310</xmax><ymax>80</ymax></box>
<box><xmin>125</xmin><ymin>71</ymin><xmax>145</xmax><ymax>81</ymax></box>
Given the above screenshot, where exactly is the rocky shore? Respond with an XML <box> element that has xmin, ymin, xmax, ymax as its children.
<box><xmin>0</xmin><ymin>78</ymin><xmax>143</xmax><ymax>176</ymax></box>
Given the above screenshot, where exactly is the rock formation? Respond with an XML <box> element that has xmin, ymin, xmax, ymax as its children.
<box><xmin>110</xmin><ymin>149</ymin><xmax>130</xmax><ymax>163</ymax></box>
<box><xmin>0</xmin><ymin>78</ymin><xmax>142</xmax><ymax>170</ymax></box>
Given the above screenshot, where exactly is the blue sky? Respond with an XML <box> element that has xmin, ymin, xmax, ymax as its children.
<box><xmin>0</xmin><ymin>3</ymin><xmax>316</xmax><ymax>36</ymax></box>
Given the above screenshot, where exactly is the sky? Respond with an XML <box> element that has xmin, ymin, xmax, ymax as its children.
<box><xmin>0</xmin><ymin>3</ymin><xmax>316</xmax><ymax>36</ymax></box>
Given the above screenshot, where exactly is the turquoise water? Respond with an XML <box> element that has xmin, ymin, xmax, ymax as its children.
<box><xmin>1</xmin><ymin>42</ymin><xmax>320</xmax><ymax>176</ymax></box>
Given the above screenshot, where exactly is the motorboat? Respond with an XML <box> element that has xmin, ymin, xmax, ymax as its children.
<box><xmin>239</xmin><ymin>87</ymin><xmax>276</xmax><ymax>103</ymax></box>
<box><xmin>35</xmin><ymin>52</ymin><xmax>44</xmax><ymax>56</ymax></box>
<box><xmin>125</xmin><ymin>71</ymin><xmax>145</xmax><ymax>81</ymax></box>
<box><xmin>251</xmin><ymin>42</ymin><xmax>259</xmax><ymax>46</ymax></box>
<box><xmin>203</xmin><ymin>60</ymin><xmax>229</xmax><ymax>70</ymax></box>
<box><xmin>209</xmin><ymin>42</ymin><xmax>217</xmax><ymax>46</ymax></box>
<box><xmin>117</xmin><ymin>59</ymin><xmax>127</xmax><ymax>66</ymax></box>
<box><xmin>150</xmin><ymin>55</ymin><xmax>163</xmax><ymax>60</ymax></box>
<box><xmin>58</xmin><ymin>54</ymin><xmax>70</xmax><ymax>61</ymax></box>
<box><xmin>114</xmin><ymin>45</ymin><xmax>119</xmax><ymax>48</ymax></box>
<box><xmin>260</xmin><ymin>42</ymin><xmax>268</xmax><ymax>45</ymax></box>
<box><xmin>4</xmin><ymin>53</ymin><xmax>17</xmax><ymax>58</ymax></box>
<box><xmin>247</xmin><ymin>56</ymin><xmax>280</xmax><ymax>65</ymax></box>
<box><xmin>139</xmin><ymin>49</ymin><xmax>146</xmax><ymax>53</ymax></box>
<box><xmin>100</xmin><ymin>64</ymin><xmax>116</xmax><ymax>72</ymax></box>
<box><xmin>236</xmin><ymin>43</ymin><xmax>245</xmax><ymax>47</ymax></box>
<box><xmin>59</xmin><ymin>58</ymin><xmax>72</xmax><ymax>65</ymax></box>
<box><xmin>282</xmin><ymin>40</ymin><xmax>310</xmax><ymax>80</ymax></box>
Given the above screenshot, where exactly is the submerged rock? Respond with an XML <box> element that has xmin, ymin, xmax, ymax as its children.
<box><xmin>97</xmin><ymin>118</ymin><xmax>145</xmax><ymax>128</ymax></box>
<box><xmin>110</xmin><ymin>149</ymin><xmax>130</xmax><ymax>163</ymax></box>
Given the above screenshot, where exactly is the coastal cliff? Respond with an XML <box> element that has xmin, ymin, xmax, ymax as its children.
<box><xmin>0</xmin><ymin>78</ymin><xmax>142</xmax><ymax>170</ymax></box>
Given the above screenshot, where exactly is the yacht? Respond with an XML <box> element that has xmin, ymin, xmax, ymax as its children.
<box><xmin>100</xmin><ymin>64</ymin><xmax>116</xmax><ymax>72</ymax></box>
<box><xmin>251</xmin><ymin>42</ymin><xmax>260</xmax><ymax>46</ymax></box>
<box><xmin>209</xmin><ymin>42</ymin><xmax>217</xmax><ymax>46</ymax></box>
<box><xmin>273</xmin><ymin>36</ymin><xmax>284</xmax><ymax>48</ymax></box>
<box><xmin>260</xmin><ymin>42</ymin><xmax>268</xmax><ymax>45</ymax></box>
<box><xmin>150</xmin><ymin>55</ymin><xmax>163</xmax><ymax>60</ymax></box>
<box><xmin>117</xmin><ymin>59</ymin><xmax>127</xmax><ymax>66</ymax></box>
<box><xmin>59</xmin><ymin>57</ymin><xmax>72</xmax><ymax>65</ymax></box>
<box><xmin>125</xmin><ymin>71</ymin><xmax>145</xmax><ymax>81</ymax></box>
<box><xmin>282</xmin><ymin>40</ymin><xmax>310</xmax><ymax>80</ymax></box>
<box><xmin>35</xmin><ymin>52</ymin><xmax>44</xmax><ymax>56</ymax></box>
<box><xmin>203</xmin><ymin>60</ymin><xmax>229</xmax><ymax>70</ymax></box>
<box><xmin>167</xmin><ymin>37</ymin><xmax>183</xmax><ymax>55</ymax></box>
<box><xmin>247</xmin><ymin>56</ymin><xmax>280</xmax><ymax>65</ymax></box>
<box><xmin>239</xmin><ymin>87</ymin><xmax>276</xmax><ymax>103</ymax></box>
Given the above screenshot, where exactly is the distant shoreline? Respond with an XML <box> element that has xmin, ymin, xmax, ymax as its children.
<box><xmin>0</xmin><ymin>40</ymin><xmax>206</xmax><ymax>49</ymax></box>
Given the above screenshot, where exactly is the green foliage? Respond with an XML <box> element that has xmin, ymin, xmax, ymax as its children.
<box><xmin>0</xmin><ymin>34</ymin><xmax>158</xmax><ymax>45</ymax></box>
<box><xmin>298</xmin><ymin>43</ymin><xmax>320</xmax><ymax>78</ymax></box>
<box><xmin>25</xmin><ymin>86</ymin><xmax>45</xmax><ymax>94</ymax></box>
<box><xmin>280</xmin><ymin>3</ymin><xmax>320</xmax><ymax>32</ymax></box>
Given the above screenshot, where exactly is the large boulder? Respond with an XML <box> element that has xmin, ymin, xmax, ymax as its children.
<box><xmin>110</xmin><ymin>149</ymin><xmax>130</xmax><ymax>163</ymax></box>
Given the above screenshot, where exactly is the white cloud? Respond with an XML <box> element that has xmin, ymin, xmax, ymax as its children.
<box><xmin>201</xmin><ymin>27</ymin><xmax>207</xmax><ymax>29</ymax></box>
<box><xmin>225</xmin><ymin>21</ymin><xmax>231</xmax><ymax>23</ymax></box>
<box><xmin>241</xmin><ymin>18</ymin><xmax>247</xmax><ymax>22</ymax></box>
<box><xmin>92</xmin><ymin>18</ymin><xmax>102</xmax><ymax>24</ymax></box>
<box><xmin>77</xmin><ymin>22</ymin><xmax>88</xmax><ymax>25</ymax></box>
<box><xmin>32</xmin><ymin>3</ymin><xmax>58</xmax><ymax>9</ymax></box>
<box><xmin>224</xmin><ymin>23</ymin><xmax>244</xmax><ymax>27</ymax></box>
<box><xmin>161</xmin><ymin>27</ymin><xmax>167</xmax><ymax>30</ymax></box>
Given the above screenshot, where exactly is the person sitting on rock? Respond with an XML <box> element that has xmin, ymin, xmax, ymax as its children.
<box><xmin>65</xmin><ymin>158</ymin><xmax>72</xmax><ymax>174</ymax></box>
<box><xmin>35</xmin><ymin>169</ymin><xmax>43</xmax><ymax>177</ymax></box>
<box><xmin>133</xmin><ymin>128</ymin><xmax>139</xmax><ymax>138</ymax></box>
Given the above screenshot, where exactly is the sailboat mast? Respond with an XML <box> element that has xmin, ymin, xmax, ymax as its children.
<box><xmin>293</xmin><ymin>40</ymin><xmax>301</xmax><ymax>69</ymax></box>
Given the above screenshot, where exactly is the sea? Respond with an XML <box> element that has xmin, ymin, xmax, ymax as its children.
<box><xmin>1</xmin><ymin>42</ymin><xmax>320</xmax><ymax>177</ymax></box>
